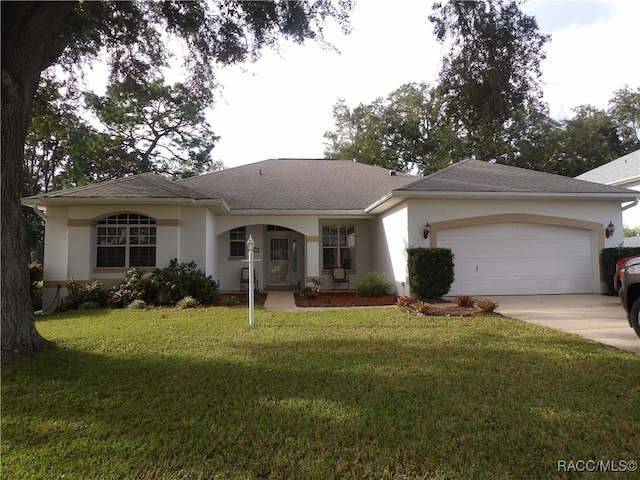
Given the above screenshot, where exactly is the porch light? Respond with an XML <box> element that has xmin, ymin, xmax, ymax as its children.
<box><xmin>423</xmin><ymin>222</ymin><xmax>431</xmax><ymax>239</ymax></box>
<box><xmin>606</xmin><ymin>221</ymin><xmax>615</xmax><ymax>238</ymax></box>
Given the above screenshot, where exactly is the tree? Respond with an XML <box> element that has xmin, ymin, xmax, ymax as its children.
<box><xmin>608</xmin><ymin>85</ymin><xmax>640</xmax><ymax>147</ymax></box>
<box><xmin>541</xmin><ymin>105</ymin><xmax>631</xmax><ymax>177</ymax></box>
<box><xmin>2</xmin><ymin>1</ymin><xmax>353</xmax><ymax>364</ymax></box>
<box><xmin>23</xmin><ymin>77</ymin><xmax>91</xmax><ymax>262</ymax></box>
<box><xmin>428</xmin><ymin>0</ymin><xmax>550</xmax><ymax>162</ymax></box>
<box><xmin>324</xmin><ymin>83</ymin><xmax>465</xmax><ymax>174</ymax></box>
<box><xmin>82</xmin><ymin>80</ymin><xmax>220</xmax><ymax>180</ymax></box>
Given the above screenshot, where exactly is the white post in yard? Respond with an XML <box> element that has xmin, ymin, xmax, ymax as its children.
<box><xmin>247</xmin><ymin>235</ymin><xmax>255</xmax><ymax>327</ymax></box>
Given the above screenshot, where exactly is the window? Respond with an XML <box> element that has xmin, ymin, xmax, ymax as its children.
<box><xmin>230</xmin><ymin>227</ymin><xmax>246</xmax><ymax>257</ymax></box>
<box><xmin>97</xmin><ymin>213</ymin><xmax>156</xmax><ymax>267</ymax></box>
<box><xmin>322</xmin><ymin>225</ymin><xmax>355</xmax><ymax>270</ymax></box>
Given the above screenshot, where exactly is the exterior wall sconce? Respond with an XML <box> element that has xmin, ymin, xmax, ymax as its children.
<box><xmin>423</xmin><ymin>222</ymin><xmax>431</xmax><ymax>239</ymax></box>
<box><xmin>606</xmin><ymin>221</ymin><xmax>615</xmax><ymax>238</ymax></box>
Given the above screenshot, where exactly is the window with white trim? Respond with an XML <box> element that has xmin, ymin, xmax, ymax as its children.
<box><xmin>229</xmin><ymin>227</ymin><xmax>246</xmax><ymax>257</ymax></box>
<box><xmin>96</xmin><ymin>213</ymin><xmax>156</xmax><ymax>267</ymax></box>
<box><xmin>322</xmin><ymin>225</ymin><xmax>355</xmax><ymax>270</ymax></box>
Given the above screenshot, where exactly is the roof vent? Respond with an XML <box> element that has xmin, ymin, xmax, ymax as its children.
<box><xmin>389</xmin><ymin>170</ymin><xmax>396</xmax><ymax>176</ymax></box>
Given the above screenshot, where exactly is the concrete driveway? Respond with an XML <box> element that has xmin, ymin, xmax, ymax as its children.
<box><xmin>480</xmin><ymin>294</ymin><xmax>640</xmax><ymax>354</ymax></box>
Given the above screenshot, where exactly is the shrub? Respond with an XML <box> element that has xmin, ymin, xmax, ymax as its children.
<box><xmin>407</xmin><ymin>248</ymin><xmax>454</xmax><ymax>299</ymax></box>
<box><xmin>176</xmin><ymin>295</ymin><xmax>199</xmax><ymax>309</ymax></box>
<box><xmin>29</xmin><ymin>261</ymin><xmax>43</xmax><ymax>311</ymax></box>
<box><xmin>476</xmin><ymin>298</ymin><xmax>499</xmax><ymax>314</ymax></box>
<box><xmin>32</xmin><ymin>280</ymin><xmax>44</xmax><ymax>312</ymax></box>
<box><xmin>220</xmin><ymin>295</ymin><xmax>240</xmax><ymax>307</ymax></box>
<box><xmin>356</xmin><ymin>271</ymin><xmax>392</xmax><ymax>297</ymax></box>
<box><xmin>110</xmin><ymin>268</ymin><xmax>153</xmax><ymax>308</ymax></box>
<box><xmin>412</xmin><ymin>300</ymin><xmax>431</xmax><ymax>315</ymax></box>
<box><xmin>455</xmin><ymin>295</ymin><xmax>476</xmax><ymax>307</ymax></box>
<box><xmin>396</xmin><ymin>295</ymin><xmax>414</xmax><ymax>308</ymax></box>
<box><xmin>127</xmin><ymin>299</ymin><xmax>148</xmax><ymax>310</ymax></box>
<box><xmin>150</xmin><ymin>259</ymin><xmax>218</xmax><ymax>305</ymax></box>
<box><xmin>300</xmin><ymin>287</ymin><xmax>318</xmax><ymax>299</ymax></box>
<box><xmin>310</xmin><ymin>277</ymin><xmax>325</xmax><ymax>293</ymax></box>
<box><xmin>58</xmin><ymin>278</ymin><xmax>109</xmax><ymax>311</ymax></box>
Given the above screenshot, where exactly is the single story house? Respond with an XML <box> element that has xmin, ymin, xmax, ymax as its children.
<box><xmin>576</xmin><ymin>149</ymin><xmax>640</xmax><ymax>229</ymax></box>
<box><xmin>23</xmin><ymin>158</ymin><xmax>639</xmax><ymax>311</ymax></box>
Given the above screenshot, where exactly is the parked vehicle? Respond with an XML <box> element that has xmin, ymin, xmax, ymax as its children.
<box><xmin>617</xmin><ymin>256</ymin><xmax>640</xmax><ymax>338</ymax></box>
<box><xmin>613</xmin><ymin>255</ymin><xmax>640</xmax><ymax>292</ymax></box>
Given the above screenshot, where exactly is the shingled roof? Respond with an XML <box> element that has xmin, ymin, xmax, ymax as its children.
<box><xmin>27</xmin><ymin>172</ymin><xmax>207</xmax><ymax>200</ymax></box>
<box><xmin>575</xmin><ymin>149</ymin><xmax>640</xmax><ymax>186</ymax></box>
<box><xmin>395</xmin><ymin>159</ymin><xmax>638</xmax><ymax>196</ymax></box>
<box><xmin>24</xmin><ymin>159</ymin><xmax>638</xmax><ymax>213</ymax></box>
<box><xmin>177</xmin><ymin>159</ymin><xmax>417</xmax><ymax>210</ymax></box>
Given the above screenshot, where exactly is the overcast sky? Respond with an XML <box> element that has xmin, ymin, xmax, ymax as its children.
<box><xmin>199</xmin><ymin>0</ymin><xmax>640</xmax><ymax>169</ymax></box>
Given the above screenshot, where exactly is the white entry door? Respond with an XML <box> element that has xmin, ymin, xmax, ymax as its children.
<box><xmin>269</xmin><ymin>238</ymin><xmax>289</xmax><ymax>286</ymax></box>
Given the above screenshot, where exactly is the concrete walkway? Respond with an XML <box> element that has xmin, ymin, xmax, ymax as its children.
<box><xmin>263</xmin><ymin>291</ymin><xmax>298</xmax><ymax>311</ymax></box>
<box><xmin>481</xmin><ymin>294</ymin><xmax>640</xmax><ymax>354</ymax></box>
<box><xmin>263</xmin><ymin>291</ymin><xmax>640</xmax><ymax>354</ymax></box>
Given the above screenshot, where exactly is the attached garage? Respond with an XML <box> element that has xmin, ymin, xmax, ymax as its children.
<box><xmin>437</xmin><ymin>222</ymin><xmax>596</xmax><ymax>296</ymax></box>
<box><xmin>379</xmin><ymin>160</ymin><xmax>639</xmax><ymax>297</ymax></box>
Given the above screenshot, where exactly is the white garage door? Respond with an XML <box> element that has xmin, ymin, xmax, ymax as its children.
<box><xmin>438</xmin><ymin>223</ymin><xmax>595</xmax><ymax>296</ymax></box>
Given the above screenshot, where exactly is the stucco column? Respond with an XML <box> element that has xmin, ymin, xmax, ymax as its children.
<box><xmin>305</xmin><ymin>236</ymin><xmax>320</xmax><ymax>285</ymax></box>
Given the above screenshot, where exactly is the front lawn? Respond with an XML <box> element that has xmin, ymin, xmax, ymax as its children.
<box><xmin>2</xmin><ymin>307</ymin><xmax>639</xmax><ymax>479</ymax></box>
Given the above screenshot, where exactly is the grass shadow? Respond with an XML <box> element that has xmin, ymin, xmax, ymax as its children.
<box><xmin>3</xmin><ymin>310</ymin><xmax>640</xmax><ymax>479</ymax></box>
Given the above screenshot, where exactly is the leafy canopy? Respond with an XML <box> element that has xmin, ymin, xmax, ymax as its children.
<box><xmin>429</xmin><ymin>0</ymin><xmax>550</xmax><ymax>161</ymax></box>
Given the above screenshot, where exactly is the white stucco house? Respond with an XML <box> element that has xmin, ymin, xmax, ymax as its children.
<box><xmin>23</xmin><ymin>158</ymin><xmax>639</xmax><ymax>311</ymax></box>
<box><xmin>576</xmin><ymin>149</ymin><xmax>640</xmax><ymax>229</ymax></box>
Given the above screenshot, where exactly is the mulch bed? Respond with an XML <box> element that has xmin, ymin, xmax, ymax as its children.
<box><xmin>293</xmin><ymin>291</ymin><xmax>477</xmax><ymax>315</ymax></box>
<box><xmin>215</xmin><ymin>292</ymin><xmax>268</xmax><ymax>307</ymax></box>
<box><xmin>294</xmin><ymin>291</ymin><xmax>397</xmax><ymax>308</ymax></box>
<box><xmin>215</xmin><ymin>291</ymin><xmax>479</xmax><ymax>316</ymax></box>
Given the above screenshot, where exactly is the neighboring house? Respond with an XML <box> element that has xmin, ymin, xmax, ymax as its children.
<box><xmin>576</xmin><ymin>149</ymin><xmax>640</xmax><ymax>229</ymax></box>
<box><xmin>23</xmin><ymin>158</ymin><xmax>639</xmax><ymax>311</ymax></box>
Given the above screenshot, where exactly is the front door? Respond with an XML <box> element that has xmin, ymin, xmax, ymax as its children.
<box><xmin>269</xmin><ymin>237</ymin><xmax>289</xmax><ymax>286</ymax></box>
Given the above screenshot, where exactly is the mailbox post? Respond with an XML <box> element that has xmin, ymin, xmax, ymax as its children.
<box><xmin>247</xmin><ymin>235</ymin><xmax>255</xmax><ymax>327</ymax></box>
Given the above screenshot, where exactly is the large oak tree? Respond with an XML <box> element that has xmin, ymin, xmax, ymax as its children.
<box><xmin>429</xmin><ymin>0</ymin><xmax>550</xmax><ymax>162</ymax></box>
<box><xmin>1</xmin><ymin>1</ymin><xmax>352</xmax><ymax>364</ymax></box>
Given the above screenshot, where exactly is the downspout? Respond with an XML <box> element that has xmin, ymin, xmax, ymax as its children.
<box><xmin>31</xmin><ymin>204</ymin><xmax>47</xmax><ymax>221</ymax></box>
<box><xmin>622</xmin><ymin>196</ymin><xmax>639</xmax><ymax>211</ymax></box>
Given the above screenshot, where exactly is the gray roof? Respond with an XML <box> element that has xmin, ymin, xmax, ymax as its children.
<box><xmin>177</xmin><ymin>159</ymin><xmax>417</xmax><ymax>210</ymax></box>
<box><xmin>575</xmin><ymin>149</ymin><xmax>640</xmax><ymax>186</ymax></box>
<box><xmin>25</xmin><ymin>159</ymin><xmax>638</xmax><ymax>212</ymax></box>
<box><xmin>26</xmin><ymin>172</ymin><xmax>207</xmax><ymax>200</ymax></box>
<box><xmin>396</xmin><ymin>159</ymin><xmax>638</xmax><ymax>196</ymax></box>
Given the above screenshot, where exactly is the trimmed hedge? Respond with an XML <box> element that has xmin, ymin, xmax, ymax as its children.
<box><xmin>601</xmin><ymin>247</ymin><xmax>640</xmax><ymax>294</ymax></box>
<box><xmin>407</xmin><ymin>247</ymin><xmax>454</xmax><ymax>299</ymax></box>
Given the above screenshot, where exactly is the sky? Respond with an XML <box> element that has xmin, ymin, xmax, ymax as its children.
<box><xmin>198</xmin><ymin>0</ymin><xmax>640</xmax><ymax>169</ymax></box>
<box><xmin>83</xmin><ymin>1</ymin><xmax>638</xmax><ymax>169</ymax></box>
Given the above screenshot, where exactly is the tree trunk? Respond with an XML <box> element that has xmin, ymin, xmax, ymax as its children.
<box><xmin>1</xmin><ymin>2</ymin><xmax>75</xmax><ymax>364</ymax></box>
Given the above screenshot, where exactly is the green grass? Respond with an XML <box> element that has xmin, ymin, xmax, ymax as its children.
<box><xmin>2</xmin><ymin>307</ymin><xmax>639</xmax><ymax>479</ymax></box>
